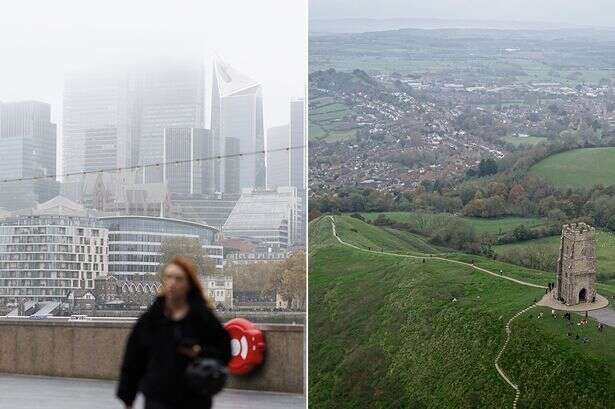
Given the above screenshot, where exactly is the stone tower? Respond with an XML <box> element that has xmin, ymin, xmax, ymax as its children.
<box><xmin>555</xmin><ymin>223</ymin><xmax>597</xmax><ymax>305</ymax></box>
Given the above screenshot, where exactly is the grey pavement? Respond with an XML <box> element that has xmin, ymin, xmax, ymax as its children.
<box><xmin>0</xmin><ymin>374</ymin><xmax>305</xmax><ymax>409</ymax></box>
<box><xmin>589</xmin><ymin>307</ymin><xmax>615</xmax><ymax>328</ymax></box>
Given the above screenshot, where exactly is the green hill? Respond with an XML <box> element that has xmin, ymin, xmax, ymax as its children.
<box><xmin>309</xmin><ymin>215</ymin><xmax>615</xmax><ymax>408</ymax></box>
<box><xmin>359</xmin><ymin>212</ymin><xmax>548</xmax><ymax>238</ymax></box>
<box><xmin>495</xmin><ymin>230</ymin><xmax>615</xmax><ymax>286</ymax></box>
<box><xmin>529</xmin><ymin>147</ymin><xmax>615</xmax><ymax>190</ymax></box>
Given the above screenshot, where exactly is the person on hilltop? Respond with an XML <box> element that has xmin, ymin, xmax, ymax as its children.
<box><xmin>117</xmin><ymin>256</ymin><xmax>231</xmax><ymax>409</ymax></box>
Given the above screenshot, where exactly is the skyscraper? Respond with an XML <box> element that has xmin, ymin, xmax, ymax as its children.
<box><xmin>266</xmin><ymin>124</ymin><xmax>291</xmax><ymax>188</ymax></box>
<box><xmin>62</xmin><ymin>58</ymin><xmax>205</xmax><ymax>188</ymax></box>
<box><xmin>133</xmin><ymin>59</ymin><xmax>205</xmax><ymax>184</ymax></box>
<box><xmin>84</xmin><ymin>127</ymin><xmax>119</xmax><ymax>173</ymax></box>
<box><xmin>211</xmin><ymin>59</ymin><xmax>265</xmax><ymax>193</ymax></box>
<box><xmin>0</xmin><ymin>101</ymin><xmax>58</xmax><ymax>210</ymax></box>
<box><xmin>290</xmin><ymin>97</ymin><xmax>306</xmax><ymax>192</ymax></box>
<box><xmin>163</xmin><ymin>128</ymin><xmax>212</xmax><ymax>195</ymax></box>
<box><xmin>62</xmin><ymin>69</ymin><xmax>130</xmax><ymax>176</ymax></box>
<box><xmin>289</xmin><ymin>97</ymin><xmax>306</xmax><ymax>245</ymax></box>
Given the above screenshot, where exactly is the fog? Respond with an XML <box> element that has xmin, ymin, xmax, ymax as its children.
<box><xmin>310</xmin><ymin>0</ymin><xmax>615</xmax><ymax>28</ymax></box>
<box><xmin>0</xmin><ymin>0</ymin><xmax>307</xmax><ymax>130</ymax></box>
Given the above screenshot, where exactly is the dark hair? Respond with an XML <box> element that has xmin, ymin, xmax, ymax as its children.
<box><xmin>161</xmin><ymin>256</ymin><xmax>212</xmax><ymax>307</ymax></box>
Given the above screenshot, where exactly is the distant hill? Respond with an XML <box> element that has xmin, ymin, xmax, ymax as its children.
<box><xmin>309</xmin><ymin>27</ymin><xmax>615</xmax><ymax>84</ymax></box>
<box><xmin>309</xmin><ymin>215</ymin><xmax>615</xmax><ymax>408</ymax></box>
<box><xmin>309</xmin><ymin>18</ymin><xmax>588</xmax><ymax>34</ymax></box>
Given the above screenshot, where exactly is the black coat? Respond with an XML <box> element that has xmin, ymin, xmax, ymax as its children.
<box><xmin>116</xmin><ymin>296</ymin><xmax>231</xmax><ymax>408</ymax></box>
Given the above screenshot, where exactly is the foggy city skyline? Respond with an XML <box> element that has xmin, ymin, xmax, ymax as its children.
<box><xmin>0</xmin><ymin>0</ymin><xmax>307</xmax><ymax>176</ymax></box>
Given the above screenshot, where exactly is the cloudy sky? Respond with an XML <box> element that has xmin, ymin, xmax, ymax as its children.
<box><xmin>310</xmin><ymin>0</ymin><xmax>615</xmax><ymax>28</ymax></box>
<box><xmin>0</xmin><ymin>0</ymin><xmax>307</xmax><ymax>129</ymax></box>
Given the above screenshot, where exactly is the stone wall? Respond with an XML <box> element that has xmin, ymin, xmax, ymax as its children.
<box><xmin>0</xmin><ymin>318</ymin><xmax>304</xmax><ymax>394</ymax></box>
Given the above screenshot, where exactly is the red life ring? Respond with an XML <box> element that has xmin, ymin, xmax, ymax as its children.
<box><xmin>224</xmin><ymin>318</ymin><xmax>266</xmax><ymax>375</ymax></box>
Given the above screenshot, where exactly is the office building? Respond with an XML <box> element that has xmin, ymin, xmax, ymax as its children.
<box><xmin>223</xmin><ymin>187</ymin><xmax>298</xmax><ymax>250</ymax></box>
<box><xmin>163</xmin><ymin>128</ymin><xmax>213</xmax><ymax>195</ymax></box>
<box><xmin>99</xmin><ymin>216</ymin><xmax>223</xmax><ymax>282</ymax></box>
<box><xmin>62</xmin><ymin>59</ymin><xmax>205</xmax><ymax>188</ymax></box>
<box><xmin>211</xmin><ymin>59</ymin><xmax>265</xmax><ymax>193</ymax></box>
<box><xmin>290</xmin><ymin>98</ymin><xmax>306</xmax><ymax>245</ymax></box>
<box><xmin>290</xmin><ymin>98</ymin><xmax>306</xmax><ymax>192</ymax></box>
<box><xmin>62</xmin><ymin>69</ymin><xmax>129</xmax><ymax>176</ymax></box>
<box><xmin>0</xmin><ymin>197</ymin><xmax>108</xmax><ymax>306</ymax></box>
<box><xmin>133</xmin><ymin>59</ymin><xmax>205</xmax><ymax>183</ymax></box>
<box><xmin>170</xmin><ymin>192</ymin><xmax>240</xmax><ymax>229</ymax></box>
<box><xmin>266</xmin><ymin>124</ymin><xmax>290</xmax><ymax>188</ymax></box>
<box><xmin>0</xmin><ymin>101</ymin><xmax>58</xmax><ymax>211</ymax></box>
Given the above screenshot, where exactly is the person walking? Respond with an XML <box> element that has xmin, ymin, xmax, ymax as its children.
<box><xmin>117</xmin><ymin>256</ymin><xmax>231</xmax><ymax>409</ymax></box>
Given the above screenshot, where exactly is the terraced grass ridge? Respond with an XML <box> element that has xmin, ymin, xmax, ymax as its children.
<box><xmin>359</xmin><ymin>212</ymin><xmax>548</xmax><ymax>238</ymax></box>
<box><xmin>309</xmin><ymin>215</ymin><xmax>615</xmax><ymax>409</ymax></box>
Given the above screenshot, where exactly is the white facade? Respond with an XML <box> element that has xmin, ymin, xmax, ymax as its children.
<box><xmin>203</xmin><ymin>274</ymin><xmax>233</xmax><ymax>309</ymax></box>
<box><xmin>0</xmin><ymin>214</ymin><xmax>109</xmax><ymax>305</ymax></box>
<box><xmin>100</xmin><ymin>216</ymin><xmax>223</xmax><ymax>281</ymax></box>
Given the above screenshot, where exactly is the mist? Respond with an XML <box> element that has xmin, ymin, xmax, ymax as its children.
<box><xmin>310</xmin><ymin>0</ymin><xmax>615</xmax><ymax>29</ymax></box>
<box><xmin>0</xmin><ymin>0</ymin><xmax>307</xmax><ymax>127</ymax></box>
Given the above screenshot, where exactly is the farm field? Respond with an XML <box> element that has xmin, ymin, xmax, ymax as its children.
<box><xmin>500</xmin><ymin>135</ymin><xmax>547</xmax><ymax>146</ymax></box>
<box><xmin>309</xmin><ymin>95</ymin><xmax>358</xmax><ymax>142</ymax></box>
<box><xmin>529</xmin><ymin>147</ymin><xmax>615</xmax><ymax>190</ymax></box>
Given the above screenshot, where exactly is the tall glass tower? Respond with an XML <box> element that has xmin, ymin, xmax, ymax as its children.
<box><xmin>0</xmin><ymin>101</ymin><xmax>57</xmax><ymax>210</ymax></box>
<box><xmin>211</xmin><ymin>59</ymin><xmax>265</xmax><ymax>193</ymax></box>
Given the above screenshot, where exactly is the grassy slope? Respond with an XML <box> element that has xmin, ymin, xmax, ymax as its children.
<box><xmin>495</xmin><ymin>231</ymin><xmax>615</xmax><ymax>286</ymax></box>
<box><xmin>529</xmin><ymin>147</ymin><xmax>615</xmax><ymax>190</ymax></box>
<box><xmin>309</xmin><ymin>215</ymin><xmax>615</xmax><ymax>409</ymax></box>
<box><xmin>359</xmin><ymin>212</ymin><xmax>547</xmax><ymax>237</ymax></box>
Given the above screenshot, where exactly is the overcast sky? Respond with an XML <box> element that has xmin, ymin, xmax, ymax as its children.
<box><xmin>310</xmin><ymin>0</ymin><xmax>615</xmax><ymax>28</ymax></box>
<box><xmin>0</xmin><ymin>0</ymin><xmax>307</xmax><ymax>129</ymax></box>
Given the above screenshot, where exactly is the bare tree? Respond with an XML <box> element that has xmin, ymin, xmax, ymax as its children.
<box><xmin>159</xmin><ymin>236</ymin><xmax>217</xmax><ymax>276</ymax></box>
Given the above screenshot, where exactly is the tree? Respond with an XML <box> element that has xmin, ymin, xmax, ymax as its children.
<box><xmin>512</xmin><ymin>224</ymin><xmax>531</xmax><ymax>241</ymax></box>
<box><xmin>229</xmin><ymin>262</ymin><xmax>277</xmax><ymax>298</ymax></box>
<box><xmin>508</xmin><ymin>184</ymin><xmax>527</xmax><ymax>205</ymax></box>
<box><xmin>267</xmin><ymin>251</ymin><xmax>306</xmax><ymax>310</ymax></box>
<box><xmin>159</xmin><ymin>236</ymin><xmax>217</xmax><ymax>276</ymax></box>
<box><xmin>478</xmin><ymin>159</ymin><xmax>498</xmax><ymax>177</ymax></box>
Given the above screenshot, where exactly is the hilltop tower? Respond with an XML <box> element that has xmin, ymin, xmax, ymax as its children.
<box><xmin>555</xmin><ymin>223</ymin><xmax>597</xmax><ymax>306</ymax></box>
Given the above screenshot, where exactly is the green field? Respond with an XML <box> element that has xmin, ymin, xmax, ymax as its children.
<box><xmin>500</xmin><ymin>135</ymin><xmax>548</xmax><ymax>146</ymax></box>
<box><xmin>310</xmin><ymin>215</ymin><xmax>615</xmax><ymax>408</ymax></box>
<box><xmin>309</xmin><ymin>96</ymin><xmax>358</xmax><ymax>142</ymax></box>
<box><xmin>359</xmin><ymin>212</ymin><xmax>548</xmax><ymax>238</ymax></box>
<box><xmin>529</xmin><ymin>148</ymin><xmax>615</xmax><ymax>190</ymax></box>
<box><xmin>495</xmin><ymin>230</ymin><xmax>615</xmax><ymax>285</ymax></box>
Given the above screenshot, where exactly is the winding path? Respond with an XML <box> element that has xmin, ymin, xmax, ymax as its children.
<box><xmin>494</xmin><ymin>304</ymin><xmax>536</xmax><ymax>409</ymax></box>
<box><xmin>328</xmin><ymin>216</ymin><xmax>546</xmax><ymax>289</ymax></box>
<box><xmin>327</xmin><ymin>216</ymin><xmax>543</xmax><ymax>408</ymax></box>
